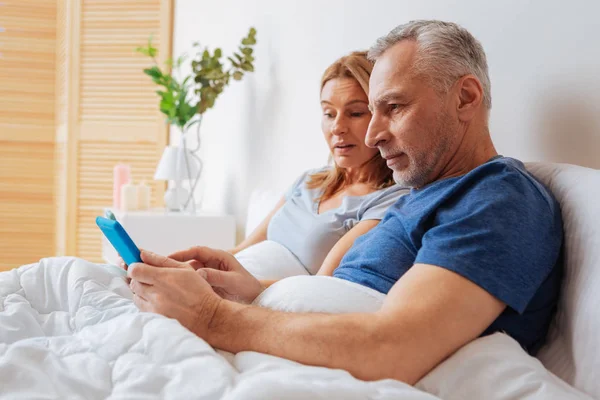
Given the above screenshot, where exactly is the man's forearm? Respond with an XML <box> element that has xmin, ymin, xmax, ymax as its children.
<box><xmin>203</xmin><ymin>300</ymin><xmax>404</xmax><ymax>382</ymax></box>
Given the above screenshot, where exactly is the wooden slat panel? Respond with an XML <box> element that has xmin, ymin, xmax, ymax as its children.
<box><xmin>0</xmin><ymin>1</ymin><xmax>57</xmax><ymax>270</ymax></box>
<box><xmin>79</xmin><ymin>0</ymin><xmax>162</xmax><ymax>123</ymax></box>
<box><xmin>0</xmin><ymin>142</ymin><xmax>56</xmax><ymax>269</ymax></box>
<box><xmin>0</xmin><ymin>1</ymin><xmax>58</xmax><ymax>140</ymax></box>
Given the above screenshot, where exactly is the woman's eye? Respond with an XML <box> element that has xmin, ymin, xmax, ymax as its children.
<box><xmin>323</xmin><ymin>112</ymin><xmax>334</xmax><ymax>118</ymax></box>
<box><xmin>350</xmin><ymin>112</ymin><xmax>365</xmax><ymax>117</ymax></box>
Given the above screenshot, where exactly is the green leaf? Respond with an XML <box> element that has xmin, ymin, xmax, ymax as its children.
<box><xmin>249</xmin><ymin>27</ymin><xmax>257</xmax><ymax>36</ymax></box>
<box><xmin>241</xmin><ymin>47</ymin><xmax>253</xmax><ymax>56</ymax></box>
<box><xmin>135</xmin><ymin>46</ymin><xmax>150</xmax><ymax>56</ymax></box>
<box><xmin>233</xmin><ymin>71</ymin><xmax>243</xmax><ymax>80</ymax></box>
<box><xmin>241</xmin><ymin>35</ymin><xmax>256</xmax><ymax>45</ymax></box>
<box><xmin>143</xmin><ymin>66</ymin><xmax>162</xmax><ymax>79</ymax></box>
<box><xmin>205</xmin><ymin>70</ymin><xmax>222</xmax><ymax>80</ymax></box>
<box><xmin>241</xmin><ymin>62</ymin><xmax>254</xmax><ymax>72</ymax></box>
<box><xmin>227</xmin><ymin>57</ymin><xmax>240</xmax><ymax>68</ymax></box>
<box><xmin>203</xmin><ymin>50</ymin><xmax>210</xmax><ymax>60</ymax></box>
<box><xmin>214</xmin><ymin>48</ymin><xmax>222</xmax><ymax>58</ymax></box>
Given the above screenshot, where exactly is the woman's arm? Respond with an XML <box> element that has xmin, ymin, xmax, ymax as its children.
<box><xmin>228</xmin><ymin>197</ymin><xmax>286</xmax><ymax>255</ymax></box>
<box><xmin>316</xmin><ymin>219</ymin><xmax>380</xmax><ymax>276</ymax></box>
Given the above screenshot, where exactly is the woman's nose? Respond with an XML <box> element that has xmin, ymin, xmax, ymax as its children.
<box><xmin>331</xmin><ymin>116</ymin><xmax>348</xmax><ymax>135</ymax></box>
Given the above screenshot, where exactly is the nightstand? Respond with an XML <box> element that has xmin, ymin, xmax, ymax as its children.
<box><xmin>102</xmin><ymin>208</ymin><xmax>236</xmax><ymax>265</ymax></box>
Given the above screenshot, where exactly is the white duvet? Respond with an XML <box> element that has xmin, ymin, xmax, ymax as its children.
<box><xmin>0</xmin><ymin>257</ymin><xmax>437</xmax><ymax>399</ymax></box>
<box><xmin>0</xmin><ymin>257</ymin><xmax>591</xmax><ymax>399</ymax></box>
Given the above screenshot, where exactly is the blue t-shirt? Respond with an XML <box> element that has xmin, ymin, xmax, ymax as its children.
<box><xmin>334</xmin><ymin>157</ymin><xmax>563</xmax><ymax>353</ymax></box>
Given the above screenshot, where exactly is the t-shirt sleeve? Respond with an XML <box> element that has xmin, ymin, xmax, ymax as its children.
<box><xmin>284</xmin><ymin>171</ymin><xmax>309</xmax><ymax>200</ymax></box>
<box><xmin>414</xmin><ymin>170</ymin><xmax>563</xmax><ymax>314</ymax></box>
<box><xmin>284</xmin><ymin>167</ymin><xmax>326</xmax><ymax>200</ymax></box>
<box><xmin>361</xmin><ymin>186</ymin><xmax>409</xmax><ymax>221</ymax></box>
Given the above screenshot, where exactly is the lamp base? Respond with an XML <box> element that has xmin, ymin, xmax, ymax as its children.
<box><xmin>164</xmin><ymin>187</ymin><xmax>190</xmax><ymax>211</ymax></box>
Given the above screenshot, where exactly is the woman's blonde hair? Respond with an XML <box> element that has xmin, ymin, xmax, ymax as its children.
<box><xmin>307</xmin><ymin>51</ymin><xmax>395</xmax><ymax>202</ymax></box>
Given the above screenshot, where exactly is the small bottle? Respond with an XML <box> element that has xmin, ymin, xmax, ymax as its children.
<box><xmin>136</xmin><ymin>181</ymin><xmax>151</xmax><ymax>210</ymax></box>
<box><xmin>113</xmin><ymin>164</ymin><xmax>131</xmax><ymax>210</ymax></box>
<box><xmin>120</xmin><ymin>183</ymin><xmax>138</xmax><ymax>212</ymax></box>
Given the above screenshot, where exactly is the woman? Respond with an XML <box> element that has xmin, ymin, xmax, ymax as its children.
<box><xmin>229</xmin><ymin>51</ymin><xmax>407</xmax><ymax>278</ymax></box>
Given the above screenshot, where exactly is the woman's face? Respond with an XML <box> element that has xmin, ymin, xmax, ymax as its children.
<box><xmin>320</xmin><ymin>78</ymin><xmax>379</xmax><ymax>170</ymax></box>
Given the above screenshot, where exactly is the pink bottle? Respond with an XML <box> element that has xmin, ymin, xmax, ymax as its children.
<box><xmin>113</xmin><ymin>164</ymin><xmax>131</xmax><ymax>210</ymax></box>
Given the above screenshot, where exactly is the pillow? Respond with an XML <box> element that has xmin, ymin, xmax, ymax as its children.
<box><xmin>244</xmin><ymin>189</ymin><xmax>281</xmax><ymax>237</ymax></box>
<box><xmin>526</xmin><ymin>163</ymin><xmax>600</xmax><ymax>399</ymax></box>
<box><xmin>253</xmin><ymin>275</ymin><xmax>385</xmax><ymax>313</ymax></box>
<box><xmin>235</xmin><ymin>240</ymin><xmax>309</xmax><ymax>280</ymax></box>
<box><xmin>417</xmin><ymin>333</ymin><xmax>593</xmax><ymax>400</ymax></box>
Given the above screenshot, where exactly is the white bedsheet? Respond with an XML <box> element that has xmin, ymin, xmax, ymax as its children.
<box><xmin>0</xmin><ymin>257</ymin><xmax>438</xmax><ymax>399</ymax></box>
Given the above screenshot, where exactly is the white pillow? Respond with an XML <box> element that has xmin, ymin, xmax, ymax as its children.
<box><xmin>417</xmin><ymin>333</ymin><xmax>593</xmax><ymax>400</ymax></box>
<box><xmin>253</xmin><ymin>275</ymin><xmax>385</xmax><ymax>313</ymax></box>
<box><xmin>234</xmin><ymin>240</ymin><xmax>309</xmax><ymax>280</ymax></box>
<box><xmin>244</xmin><ymin>189</ymin><xmax>281</xmax><ymax>237</ymax></box>
<box><xmin>526</xmin><ymin>163</ymin><xmax>600</xmax><ymax>399</ymax></box>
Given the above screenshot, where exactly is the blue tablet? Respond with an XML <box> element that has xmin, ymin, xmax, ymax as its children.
<box><xmin>96</xmin><ymin>216</ymin><xmax>142</xmax><ymax>267</ymax></box>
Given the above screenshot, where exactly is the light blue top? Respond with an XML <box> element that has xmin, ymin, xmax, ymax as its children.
<box><xmin>267</xmin><ymin>168</ymin><xmax>409</xmax><ymax>274</ymax></box>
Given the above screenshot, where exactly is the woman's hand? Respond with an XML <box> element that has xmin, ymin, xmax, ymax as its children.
<box><xmin>169</xmin><ymin>246</ymin><xmax>265</xmax><ymax>304</ymax></box>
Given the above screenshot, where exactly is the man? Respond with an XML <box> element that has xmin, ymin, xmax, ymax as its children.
<box><xmin>127</xmin><ymin>20</ymin><xmax>563</xmax><ymax>384</ymax></box>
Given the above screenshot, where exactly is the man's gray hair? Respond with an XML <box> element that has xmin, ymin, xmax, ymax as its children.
<box><xmin>368</xmin><ymin>20</ymin><xmax>492</xmax><ymax>109</ymax></box>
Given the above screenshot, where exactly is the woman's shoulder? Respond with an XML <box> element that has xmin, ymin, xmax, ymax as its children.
<box><xmin>285</xmin><ymin>166</ymin><xmax>331</xmax><ymax>199</ymax></box>
<box><xmin>365</xmin><ymin>183</ymin><xmax>409</xmax><ymax>201</ymax></box>
<box><xmin>296</xmin><ymin>166</ymin><xmax>333</xmax><ymax>188</ymax></box>
<box><xmin>357</xmin><ymin>184</ymin><xmax>410</xmax><ymax>220</ymax></box>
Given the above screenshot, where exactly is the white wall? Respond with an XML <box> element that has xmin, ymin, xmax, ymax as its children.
<box><xmin>173</xmin><ymin>0</ymin><xmax>600</xmax><ymax>239</ymax></box>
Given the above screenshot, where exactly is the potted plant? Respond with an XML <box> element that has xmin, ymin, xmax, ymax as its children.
<box><xmin>136</xmin><ymin>27</ymin><xmax>257</xmax><ymax>211</ymax></box>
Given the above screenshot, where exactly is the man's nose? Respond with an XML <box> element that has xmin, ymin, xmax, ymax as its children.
<box><xmin>365</xmin><ymin>112</ymin><xmax>386</xmax><ymax>148</ymax></box>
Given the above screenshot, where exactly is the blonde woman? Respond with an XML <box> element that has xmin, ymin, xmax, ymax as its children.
<box><xmin>229</xmin><ymin>51</ymin><xmax>407</xmax><ymax>278</ymax></box>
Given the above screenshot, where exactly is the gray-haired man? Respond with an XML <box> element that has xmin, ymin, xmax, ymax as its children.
<box><xmin>128</xmin><ymin>20</ymin><xmax>563</xmax><ymax>384</ymax></box>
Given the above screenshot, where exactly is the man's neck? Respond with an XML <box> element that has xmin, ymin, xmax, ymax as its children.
<box><xmin>433</xmin><ymin>126</ymin><xmax>498</xmax><ymax>183</ymax></box>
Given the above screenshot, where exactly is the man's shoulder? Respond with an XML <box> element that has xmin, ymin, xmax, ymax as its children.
<box><xmin>462</xmin><ymin>157</ymin><xmax>558</xmax><ymax>212</ymax></box>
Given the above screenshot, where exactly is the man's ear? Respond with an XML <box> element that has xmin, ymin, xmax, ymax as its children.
<box><xmin>455</xmin><ymin>75</ymin><xmax>484</xmax><ymax>122</ymax></box>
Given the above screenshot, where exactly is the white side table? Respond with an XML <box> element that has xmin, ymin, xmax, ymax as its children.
<box><xmin>102</xmin><ymin>208</ymin><xmax>236</xmax><ymax>265</ymax></box>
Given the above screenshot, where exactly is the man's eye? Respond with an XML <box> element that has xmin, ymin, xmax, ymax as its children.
<box><xmin>323</xmin><ymin>112</ymin><xmax>334</xmax><ymax>118</ymax></box>
<box><xmin>389</xmin><ymin>104</ymin><xmax>400</xmax><ymax>111</ymax></box>
<box><xmin>350</xmin><ymin>112</ymin><xmax>365</xmax><ymax>117</ymax></box>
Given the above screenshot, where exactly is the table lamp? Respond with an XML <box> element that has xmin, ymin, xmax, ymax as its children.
<box><xmin>154</xmin><ymin>146</ymin><xmax>200</xmax><ymax>212</ymax></box>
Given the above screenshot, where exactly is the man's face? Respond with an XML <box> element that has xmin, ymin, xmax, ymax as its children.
<box><xmin>366</xmin><ymin>41</ymin><xmax>461</xmax><ymax>188</ymax></box>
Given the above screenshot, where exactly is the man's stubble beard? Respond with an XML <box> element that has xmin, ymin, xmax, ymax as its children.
<box><xmin>392</xmin><ymin>110</ymin><xmax>455</xmax><ymax>188</ymax></box>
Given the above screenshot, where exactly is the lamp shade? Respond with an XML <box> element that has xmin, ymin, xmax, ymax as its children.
<box><xmin>154</xmin><ymin>146</ymin><xmax>200</xmax><ymax>181</ymax></box>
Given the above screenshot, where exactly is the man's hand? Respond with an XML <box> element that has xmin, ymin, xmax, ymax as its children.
<box><xmin>128</xmin><ymin>250</ymin><xmax>221</xmax><ymax>337</ymax></box>
<box><xmin>169</xmin><ymin>246</ymin><xmax>265</xmax><ymax>304</ymax></box>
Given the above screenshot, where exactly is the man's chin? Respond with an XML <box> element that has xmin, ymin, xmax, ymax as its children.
<box><xmin>393</xmin><ymin>171</ymin><xmax>412</xmax><ymax>187</ymax></box>
<box><xmin>393</xmin><ymin>169</ymin><xmax>427</xmax><ymax>188</ymax></box>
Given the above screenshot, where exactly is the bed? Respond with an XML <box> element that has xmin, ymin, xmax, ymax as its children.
<box><xmin>0</xmin><ymin>162</ymin><xmax>598</xmax><ymax>399</ymax></box>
